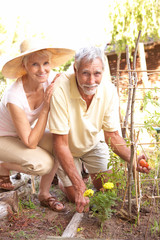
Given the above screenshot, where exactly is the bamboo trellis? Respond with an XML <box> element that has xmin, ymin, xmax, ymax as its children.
<box><xmin>115</xmin><ymin>30</ymin><xmax>160</xmax><ymax>227</ymax></box>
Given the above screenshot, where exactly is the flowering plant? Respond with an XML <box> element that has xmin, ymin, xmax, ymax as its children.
<box><xmin>103</xmin><ymin>182</ymin><xmax>114</xmax><ymax>190</ymax></box>
<box><xmin>86</xmin><ymin>182</ymin><xmax>117</xmax><ymax>230</ymax></box>
<box><xmin>83</xmin><ymin>189</ymin><xmax>94</xmax><ymax>197</ymax></box>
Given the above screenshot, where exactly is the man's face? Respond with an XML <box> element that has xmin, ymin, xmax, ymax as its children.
<box><xmin>75</xmin><ymin>58</ymin><xmax>103</xmax><ymax>97</ymax></box>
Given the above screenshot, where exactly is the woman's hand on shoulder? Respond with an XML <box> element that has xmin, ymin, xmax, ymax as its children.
<box><xmin>43</xmin><ymin>73</ymin><xmax>62</xmax><ymax>111</ymax></box>
<box><xmin>51</xmin><ymin>73</ymin><xmax>62</xmax><ymax>84</ymax></box>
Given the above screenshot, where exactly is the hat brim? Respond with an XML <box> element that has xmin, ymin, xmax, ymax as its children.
<box><xmin>2</xmin><ymin>47</ymin><xmax>75</xmax><ymax>79</ymax></box>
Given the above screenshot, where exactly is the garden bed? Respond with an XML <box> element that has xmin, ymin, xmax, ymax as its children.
<box><xmin>0</xmin><ymin>175</ymin><xmax>159</xmax><ymax>240</ymax></box>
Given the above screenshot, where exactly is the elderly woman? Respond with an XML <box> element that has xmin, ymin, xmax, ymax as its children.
<box><xmin>0</xmin><ymin>38</ymin><xmax>74</xmax><ymax>211</ymax></box>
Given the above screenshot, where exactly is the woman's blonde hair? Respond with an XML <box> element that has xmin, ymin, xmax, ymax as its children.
<box><xmin>22</xmin><ymin>49</ymin><xmax>53</xmax><ymax>67</ymax></box>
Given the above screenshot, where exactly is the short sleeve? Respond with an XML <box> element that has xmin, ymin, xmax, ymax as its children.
<box><xmin>102</xmin><ymin>87</ymin><xmax>120</xmax><ymax>132</ymax></box>
<box><xmin>49</xmin><ymin>88</ymin><xmax>70</xmax><ymax>134</ymax></box>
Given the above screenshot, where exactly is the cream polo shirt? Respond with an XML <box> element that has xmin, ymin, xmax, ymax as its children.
<box><xmin>49</xmin><ymin>72</ymin><xmax>120</xmax><ymax>157</ymax></box>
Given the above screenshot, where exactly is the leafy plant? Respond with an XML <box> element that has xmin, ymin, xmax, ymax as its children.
<box><xmin>104</xmin><ymin>149</ymin><xmax>128</xmax><ymax>195</ymax></box>
<box><xmin>109</xmin><ymin>0</ymin><xmax>160</xmax><ymax>56</ymax></box>
<box><xmin>84</xmin><ymin>183</ymin><xmax>118</xmax><ymax>230</ymax></box>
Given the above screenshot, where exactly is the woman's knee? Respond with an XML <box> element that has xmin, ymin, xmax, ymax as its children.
<box><xmin>0</xmin><ymin>136</ymin><xmax>55</xmax><ymax>176</ymax></box>
<box><xmin>22</xmin><ymin>156</ymin><xmax>54</xmax><ymax>176</ymax></box>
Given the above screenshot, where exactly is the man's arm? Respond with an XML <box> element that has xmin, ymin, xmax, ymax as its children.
<box><xmin>52</xmin><ymin>133</ymin><xmax>89</xmax><ymax>212</ymax></box>
<box><xmin>104</xmin><ymin>130</ymin><xmax>150</xmax><ymax>173</ymax></box>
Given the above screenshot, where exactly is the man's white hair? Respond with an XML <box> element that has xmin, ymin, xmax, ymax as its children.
<box><xmin>74</xmin><ymin>46</ymin><xmax>106</xmax><ymax>71</ymax></box>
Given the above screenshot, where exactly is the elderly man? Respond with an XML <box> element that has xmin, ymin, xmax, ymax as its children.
<box><xmin>49</xmin><ymin>46</ymin><xmax>150</xmax><ymax>213</ymax></box>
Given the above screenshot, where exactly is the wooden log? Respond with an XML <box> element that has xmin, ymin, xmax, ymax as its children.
<box><xmin>62</xmin><ymin>212</ymin><xmax>84</xmax><ymax>238</ymax></box>
<box><xmin>46</xmin><ymin>237</ymin><xmax>82</xmax><ymax>240</ymax></box>
<box><xmin>0</xmin><ymin>173</ymin><xmax>31</xmax><ymax>194</ymax></box>
<box><xmin>0</xmin><ymin>201</ymin><xmax>13</xmax><ymax>220</ymax></box>
<box><xmin>0</xmin><ymin>190</ymin><xmax>18</xmax><ymax>212</ymax></box>
<box><xmin>0</xmin><ymin>174</ymin><xmax>40</xmax><ymax>220</ymax></box>
<box><xmin>16</xmin><ymin>182</ymin><xmax>33</xmax><ymax>198</ymax></box>
<box><xmin>10</xmin><ymin>173</ymin><xmax>31</xmax><ymax>190</ymax></box>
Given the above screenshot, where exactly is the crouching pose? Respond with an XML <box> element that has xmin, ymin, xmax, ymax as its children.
<box><xmin>49</xmin><ymin>46</ymin><xmax>151</xmax><ymax>213</ymax></box>
<box><xmin>0</xmin><ymin>38</ymin><xmax>74</xmax><ymax>211</ymax></box>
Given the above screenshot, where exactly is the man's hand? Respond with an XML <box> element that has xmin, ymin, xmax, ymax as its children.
<box><xmin>137</xmin><ymin>154</ymin><xmax>151</xmax><ymax>174</ymax></box>
<box><xmin>75</xmin><ymin>190</ymin><xmax>90</xmax><ymax>213</ymax></box>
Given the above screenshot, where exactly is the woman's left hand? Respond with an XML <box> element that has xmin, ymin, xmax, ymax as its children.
<box><xmin>43</xmin><ymin>73</ymin><xmax>62</xmax><ymax>110</ymax></box>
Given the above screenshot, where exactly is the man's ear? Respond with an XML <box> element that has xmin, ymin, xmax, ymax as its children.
<box><xmin>73</xmin><ymin>63</ymin><xmax>76</xmax><ymax>74</ymax></box>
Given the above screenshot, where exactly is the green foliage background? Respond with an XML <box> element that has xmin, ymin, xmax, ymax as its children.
<box><xmin>109</xmin><ymin>0</ymin><xmax>160</xmax><ymax>55</ymax></box>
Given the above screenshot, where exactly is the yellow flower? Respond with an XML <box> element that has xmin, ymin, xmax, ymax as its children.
<box><xmin>83</xmin><ymin>189</ymin><xmax>94</xmax><ymax>197</ymax></box>
<box><xmin>77</xmin><ymin>227</ymin><xmax>83</xmax><ymax>232</ymax></box>
<box><xmin>103</xmin><ymin>182</ymin><xmax>114</xmax><ymax>190</ymax></box>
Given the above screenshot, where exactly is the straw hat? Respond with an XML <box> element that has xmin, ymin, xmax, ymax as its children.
<box><xmin>2</xmin><ymin>38</ymin><xmax>75</xmax><ymax>79</ymax></box>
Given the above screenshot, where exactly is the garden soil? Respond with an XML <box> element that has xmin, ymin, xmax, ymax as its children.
<box><xmin>0</xmin><ymin>181</ymin><xmax>160</xmax><ymax>240</ymax></box>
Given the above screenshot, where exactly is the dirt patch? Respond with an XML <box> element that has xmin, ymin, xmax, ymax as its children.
<box><xmin>0</xmin><ymin>182</ymin><xmax>160</xmax><ymax>240</ymax></box>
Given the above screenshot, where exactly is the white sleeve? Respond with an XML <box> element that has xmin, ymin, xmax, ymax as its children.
<box><xmin>3</xmin><ymin>81</ymin><xmax>24</xmax><ymax>109</ymax></box>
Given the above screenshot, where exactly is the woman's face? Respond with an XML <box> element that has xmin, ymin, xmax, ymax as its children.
<box><xmin>24</xmin><ymin>53</ymin><xmax>51</xmax><ymax>83</ymax></box>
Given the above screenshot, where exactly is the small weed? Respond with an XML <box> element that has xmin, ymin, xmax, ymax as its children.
<box><xmin>11</xmin><ymin>230</ymin><xmax>28</xmax><ymax>239</ymax></box>
<box><xmin>142</xmin><ymin>200</ymin><xmax>151</xmax><ymax>207</ymax></box>
<box><xmin>28</xmin><ymin>214</ymin><xmax>36</xmax><ymax>219</ymax></box>
<box><xmin>20</xmin><ymin>198</ymin><xmax>36</xmax><ymax>209</ymax></box>
<box><xmin>150</xmin><ymin>219</ymin><xmax>160</xmax><ymax>236</ymax></box>
<box><xmin>55</xmin><ymin>223</ymin><xmax>64</xmax><ymax>235</ymax></box>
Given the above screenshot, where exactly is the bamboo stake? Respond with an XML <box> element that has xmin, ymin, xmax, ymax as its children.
<box><xmin>123</xmin><ymin>195</ymin><xmax>160</xmax><ymax>202</ymax></box>
<box><xmin>134</xmin><ymin>131</ymin><xmax>141</xmax><ymax>225</ymax></box>
<box><xmin>121</xmin><ymin>97</ymin><xmax>160</xmax><ymax>101</ymax></box>
<box><xmin>116</xmin><ymin>142</ymin><xmax>160</xmax><ymax>146</ymax></box>
<box><xmin>121</xmin><ymin>179</ymin><xmax>129</xmax><ymax>210</ymax></box>
<box><xmin>116</xmin><ymin>53</ymin><xmax>121</xmax><ymax>96</ymax></box>
<box><xmin>120</xmin><ymin>87</ymin><xmax>160</xmax><ymax>90</ymax></box>
<box><xmin>116</xmin><ymin>53</ymin><xmax>124</xmax><ymax>131</ymax></box>
<box><xmin>144</xmin><ymin>148</ymin><xmax>160</xmax><ymax>238</ymax></box>
<box><xmin>118</xmin><ymin>69</ymin><xmax>160</xmax><ymax>73</ymax></box>
<box><xmin>134</xmin><ymin>178</ymin><xmax>160</xmax><ymax>182</ymax></box>
<box><xmin>128</xmin><ymin>30</ymin><xmax>141</xmax><ymax>217</ymax></box>
<box><xmin>122</xmin><ymin>45</ymin><xmax>132</xmax><ymax>139</ymax></box>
